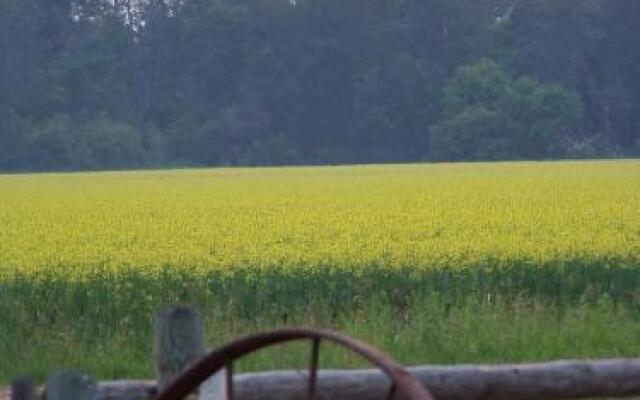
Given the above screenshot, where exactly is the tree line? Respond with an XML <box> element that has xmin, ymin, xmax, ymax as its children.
<box><xmin>1</xmin><ymin>0</ymin><xmax>638</xmax><ymax>171</ymax></box>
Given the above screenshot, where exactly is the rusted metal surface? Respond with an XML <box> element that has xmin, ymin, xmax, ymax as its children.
<box><xmin>385</xmin><ymin>384</ymin><xmax>397</xmax><ymax>400</ymax></box>
<box><xmin>155</xmin><ymin>328</ymin><xmax>434</xmax><ymax>400</ymax></box>
<box><xmin>225</xmin><ymin>363</ymin><xmax>234</xmax><ymax>400</ymax></box>
<box><xmin>307</xmin><ymin>338</ymin><xmax>320</xmax><ymax>400</ymax></box>
<box><xmin>10</xmin><ymin>377</ymin><xmax>37</xmax><ymax>400</ymax></box>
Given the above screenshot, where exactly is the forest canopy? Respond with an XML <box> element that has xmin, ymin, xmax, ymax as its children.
<box><xmin>1</xmin><ymin>0</ymin><xmax>639</xmax><ymax>170</ymax></box>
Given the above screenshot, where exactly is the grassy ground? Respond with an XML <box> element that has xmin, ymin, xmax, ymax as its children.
<box><xmin>2</xmin><ymin>265</ymin><xmax>640</xmax><ymax>381</ymax></box>
<box><xmin>0</xmin><ymin>160</ymin><xmax>638</xmax><ymax>382</ymax></box>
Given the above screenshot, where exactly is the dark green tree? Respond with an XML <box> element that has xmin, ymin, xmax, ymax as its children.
<box><xmin>429</xmin><ymin>59</ymin><xmax>583</xmax><ymax>161</ymax></box>
<box><xmin>0</xmin><ymin>0</ymin><xmax>636</xmax><ymax>171</ymax></box>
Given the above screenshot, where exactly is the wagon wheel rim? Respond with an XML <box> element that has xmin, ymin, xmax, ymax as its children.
<box><xmin>155</xmin><ymin>328</ymin><xmax>434</xmax><ymax>400</ymax></box>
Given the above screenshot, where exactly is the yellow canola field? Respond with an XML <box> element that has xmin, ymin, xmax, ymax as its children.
<box><xmin>0</xmin><ymin>160</ymin><xmax>638</xmax><ymax>277</ymax></box>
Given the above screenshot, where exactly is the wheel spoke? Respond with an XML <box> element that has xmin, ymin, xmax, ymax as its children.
<box><xmin>308</xmin><ymin>338</ymin><xmax>321</xmax><ymax>400</ymax></box>
<box><xmin>385</xmin><ymin>383</ymin><xmax>397</xmax><ymax>400</ymax></box>
<box><xmin>226</xmin><ymin>362</ymin><xmax>234</xmax><ymax>400</ymax></box>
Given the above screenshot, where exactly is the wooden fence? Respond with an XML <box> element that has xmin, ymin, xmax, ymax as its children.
<box><xmin>10</xmin><ymin>305</ymin><xmax>640</xmax><ymax>400</ymax></box>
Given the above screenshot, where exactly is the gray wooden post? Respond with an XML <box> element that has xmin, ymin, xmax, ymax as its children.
<box><xmin>199</xmin><ymin>369</ymin><xmax>227</xmax><ymax>400</ymax></box>
<box><xmin>45</xmin><ymin>370</ymin><xmax>96</xmax><ymax>400</ymax></box>
<box><xmin>155</xmin><ymin>306</ymin><xmax>205</xmax><ymax>393</ymax></box>
<box><xmin>11</xmin><ymin>376</ymin><xmax>36</xmax><ymax>400</ymax></box>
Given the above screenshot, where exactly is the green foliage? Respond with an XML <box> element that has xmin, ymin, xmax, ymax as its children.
<box><xmin>24</xmin><ymin>115</ymin><xmax>151</xmax><ymax>170</ymax></box>
<box><xmin>76</xmin><ymin>116</ymin><xmax>149</xmax><ymax>169</ymax></box>
<box><xmin>2</xmin><ymin>263</ymin><xmax>640</xmax><ymax>381</ymax></box>
<box><xmin>430</xmin><ymin>59</ymin><xmax>583</xmax><ymax>161</ymax></box>
<box><xmin>350</xmin><ymin>54</ymin><xmax>436</xmax><ymax>162</ymax></box>
<box><xmin>0</xmin><ymin>0</ymin><xmax>638</xmax><ymax>171</ymax></box>
<box><xmin>430</xmin><ymin>106</ymin><xmax>508</xmax><ymax>161</ymax></box>
<box><xmin>0</xmin><ymin>110</ymin><xmax>31</xmax><ymax>169</ymax></box>
<box><xmin>27</xmin><ymin>115</ymin><xmax>76</xmax><ymax>169</ymax></box>
<box><xmin>439</xmin><ymin>59</ymin><xmax>512</xmax><ymax>115</ymax></box>
<box><xmin>240</xmin><ymin>134</ymin><xmax>302</xmax><ymax>166</ymax></box>
<box><xmin>564</xmin><ymin>135</ymin><xmax>622</xmax><ymax>159</ymax></box>
<box><xmin>164</xmin><ymin>116</ymin><xmax>218</xmax><ymax>166</ymax></box>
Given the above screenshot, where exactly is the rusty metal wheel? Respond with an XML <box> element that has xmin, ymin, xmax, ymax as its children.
<box><xmin>155</xmin><ymin>328</ymin><xmax>434</xmax><ymax>400</ymax></box>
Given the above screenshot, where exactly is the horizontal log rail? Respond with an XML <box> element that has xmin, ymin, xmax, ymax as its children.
<box><xmin>86</xmin><ymin>358</ymin><xmax>640</xmax><ymax>400</ymax></box>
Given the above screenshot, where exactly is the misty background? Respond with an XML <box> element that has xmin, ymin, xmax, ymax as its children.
<box><xmin>1</xmin><ymin>0</ymin><xmax>639</xmax><ymax>171</ymax></box>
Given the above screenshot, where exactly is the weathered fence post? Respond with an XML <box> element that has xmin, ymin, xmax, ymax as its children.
<box><xmin>45</xmin><ymin>370</ymin><xmax>96</xmax><ymax>400</ymax></box>
<box><xmin>11</xmin><ymin>376</ymin><xmax>36</xmax><ymax>400</ymax></box>
<box><xmin>155</xmin><ymin>306</ymin><xmax>205</xmax><ymax>394</ymax></box>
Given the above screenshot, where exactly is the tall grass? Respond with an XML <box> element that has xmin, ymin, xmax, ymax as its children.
<box><xmin>2</xmin><ymin>262</ymin><xmax>639</xmax><ymax>381</ymax></box>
